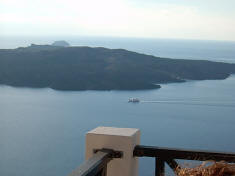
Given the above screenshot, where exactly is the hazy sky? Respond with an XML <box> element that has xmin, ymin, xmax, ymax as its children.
<box><xmin>1</xmin><ymin>0</ymin><xmax>235</xmax><ymax>41</ymax></box>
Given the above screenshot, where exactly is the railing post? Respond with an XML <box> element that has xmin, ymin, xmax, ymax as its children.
<box><xmin>155</xmin><ymin>158</ymin><xmax>165</xmax><ymax>176</ymax></box>
<box><xmin>86</xmin><ymin>127</ymin><xmax>140</xmax><ymax>176</ymax></box>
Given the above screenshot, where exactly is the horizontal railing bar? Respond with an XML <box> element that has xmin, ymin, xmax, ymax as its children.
<box><xmin>134</xmin><ymin>145</ymin><xmax>235</xmax><ymax>162</ymax></box>
<box><xmin>68</xmin><ymin>151</ymin><xmax>112</xmax><ymax>176</ymax></box>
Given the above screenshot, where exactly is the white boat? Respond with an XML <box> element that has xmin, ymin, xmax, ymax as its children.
<box><xmin>128</xmin><ymin>98</ymin><xmax>140</xmax><ymax>103</ymax></box>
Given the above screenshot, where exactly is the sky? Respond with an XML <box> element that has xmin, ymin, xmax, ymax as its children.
<box><xmin>1</xmin><ymin>0</ymin><xmax>235</xmax><ymax>41</ymax></box>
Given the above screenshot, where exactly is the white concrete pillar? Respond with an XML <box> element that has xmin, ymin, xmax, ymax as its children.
<box><xmin>86</xmin><ymin>126</ymin><xmax>140</xmax><ymax>176</ymax></box>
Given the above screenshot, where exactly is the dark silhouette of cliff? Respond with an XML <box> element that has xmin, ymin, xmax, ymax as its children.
<box><xmin>0</xmin><ymin>45</ymin><xmax>235</xmax><ymax>90</ymax></box>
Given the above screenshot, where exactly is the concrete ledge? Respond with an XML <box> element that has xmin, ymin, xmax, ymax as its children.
<box><xmin>86</xmin><ymin>126</ymin><xmax>140</xmax><ymax>176</ymax></box>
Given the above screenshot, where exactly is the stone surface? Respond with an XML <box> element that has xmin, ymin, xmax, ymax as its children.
<box><xmin>86</xmin><ymin>126</ymin><xmax>140</xmax><ymax>176</ymax></box>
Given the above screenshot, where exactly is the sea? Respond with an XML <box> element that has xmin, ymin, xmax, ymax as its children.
<box><xmin>0</xmin><ymin>36</ymin><xmax>235</xmax><ymax>176</ymax></box>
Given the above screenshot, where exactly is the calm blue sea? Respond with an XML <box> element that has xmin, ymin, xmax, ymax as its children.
<box><xmin>0</xmin><ymin>36</ymin><xmax>235</xmax><ymax>176</ymax></box>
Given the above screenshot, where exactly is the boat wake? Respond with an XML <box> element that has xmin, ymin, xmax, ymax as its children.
<box><xmin>140</xmin><ymin>100</ymin><xmax>235</xmax><ymax>108</ymax></box>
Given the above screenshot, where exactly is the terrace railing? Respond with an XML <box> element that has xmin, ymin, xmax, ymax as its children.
<box><xmin>68</xmin><ymin>149</ymin><xmax>123</xmax><ymax>176</ymax></box>
<box><xmin>67</xmin><ymin>127</ymin><xmax>235</xmax><ymax>176</ymax></box>
<box><xmin>133</xmin><ymin>145</ymin><xmax>235</xmax><ymax>176</ymax></box>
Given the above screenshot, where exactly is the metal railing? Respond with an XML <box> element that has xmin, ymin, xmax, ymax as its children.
<box><xmin>68</xmin><ymin>149</ymin><xmax>123</xmax><ymax>176</ymax></box>
<box><xmin>133</xmin><ymin>145</ymin><xmax>235</xmax><ymax>176</ymax></box>
<box><xmin>68</xmin><ymin>145</ymin><xmax>235</xmax><ymax>176</ymax></box>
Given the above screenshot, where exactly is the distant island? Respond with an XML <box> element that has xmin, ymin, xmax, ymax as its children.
<box><xmin>0</xmin><ymin>44</ymin><xmax>235</xmax><ymax>91</ymax></box>
<box><xmin>51</xmin><ymin>40</ymin><xmax>70</xmax><ymax>47</ymax></box>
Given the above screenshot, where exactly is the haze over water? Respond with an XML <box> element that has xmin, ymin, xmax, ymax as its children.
<box><xmin>1</xmin><ymin>37</ymin><xmax>235</xmax><ymax>176</ymax></box>
<box><xmin>1</xmin><ymin>36</ymin><xmax>235</xmax><ymax>63</ymax></box>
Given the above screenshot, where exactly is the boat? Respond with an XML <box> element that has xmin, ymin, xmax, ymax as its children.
<box><xmin>128</xmin><ymin>98</ymin><xmax>140</xmax><ymax>103</ymax></box>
